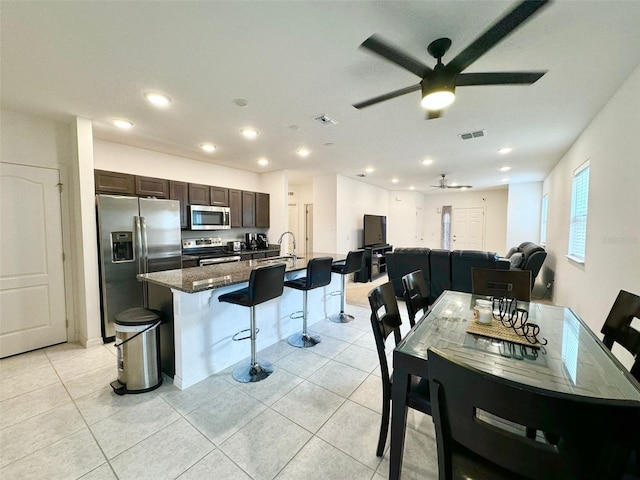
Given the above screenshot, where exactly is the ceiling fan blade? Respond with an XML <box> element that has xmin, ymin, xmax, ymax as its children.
<box><xmin>456</xmin><ymin>71</ymin><xmax>546</xmax><ymax>86</ymax></box>
<box><xmin>447</xmin><ymin>185</ymin><xmax>473</xmax><ymax>189</ymax></box>
<box><xmin>361</xmin><ymin>34</ymin><xmax>433</xmax><ymax>78</ymax></box>
<box><xmin>353</xmin><ymin>83</ymin><xmax>421</xmax><ymax>109</ymax></box>
<box><xmin>447</xmin><ymin>0</ymin><xmax>550</xmax><ymax>74</ymax></box>
<box><xmin>426</xmin><ymin>110</ymin><xmax>442</xmax><ymax>120</ymax></box>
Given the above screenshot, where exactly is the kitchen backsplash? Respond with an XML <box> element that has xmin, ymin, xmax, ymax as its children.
<box><xmin>181</xmin><ymin>228</ymin><xmax>269</xmax><ymax>244</ymax></box>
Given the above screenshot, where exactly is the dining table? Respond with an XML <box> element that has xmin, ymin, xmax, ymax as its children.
<box><xmin>389</xmin><ymin>290</ymin><xmax>640</xmax><ymax>480</ymax></box>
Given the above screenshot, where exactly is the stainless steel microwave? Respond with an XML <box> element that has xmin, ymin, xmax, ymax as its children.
<box><xmin>189</xmin><ymin>205</ymin><xmax>231</xmax><ymax>230</ymax></box>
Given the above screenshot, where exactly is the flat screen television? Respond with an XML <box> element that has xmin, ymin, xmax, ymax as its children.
<box><xmin>363</xmin><ymin>214</ymin><xmax>387</xmax><ymax>247</ymax></box>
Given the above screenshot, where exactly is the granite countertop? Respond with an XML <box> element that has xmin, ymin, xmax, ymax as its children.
<box><xmin>138</xmin><ymin>252</ymin><xmax>345</xmax><ymax>293</ymax></box>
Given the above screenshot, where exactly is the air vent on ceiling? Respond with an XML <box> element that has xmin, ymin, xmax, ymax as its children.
<box><xmin>313</xmin><ymin>114</ymin><xmax>337</xmax><ymax>126</ymax></box>
<box><xmin>459</xmin><ymin>129</ymin><xmax>487</xmax><ymax>140</ymax></box>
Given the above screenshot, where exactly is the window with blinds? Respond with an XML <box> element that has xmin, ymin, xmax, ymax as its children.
<box><xmin>540</xmin><ymin>194</ymin><xmax>548</xmax><ymax>244</ymax></box>
<box><xmin>568</xmin><ymin>161</ymin><xmax>590</xmax><ymax>262</ymax></box>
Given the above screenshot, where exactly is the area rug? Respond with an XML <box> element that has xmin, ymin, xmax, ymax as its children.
<box><xmin>346</xmin><ymin>274</ymin><xmax>389</xmax><ymax>309</ymax></box>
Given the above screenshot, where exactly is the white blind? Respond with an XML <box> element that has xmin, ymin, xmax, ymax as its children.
<box><xmin>540</xmin><ymin>194</ymin><xmax>548</xmax><ymax>244</ymax></box>
<box><xmin>568</xmin><ymin>162</ymin><xmax>590</xmax><ymax>261</ymax></box>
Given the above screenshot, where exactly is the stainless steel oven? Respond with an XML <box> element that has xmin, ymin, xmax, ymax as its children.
<box><xmin>189</xmin><ymin>205</ymin><xmax>231</xmax><ymax>230</ymax></box>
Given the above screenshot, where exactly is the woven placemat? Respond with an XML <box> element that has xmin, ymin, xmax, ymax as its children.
<box><xmin>466</xmin><ymin>318</ymin><xmax>540</xmax><ymax>348</ymax></box>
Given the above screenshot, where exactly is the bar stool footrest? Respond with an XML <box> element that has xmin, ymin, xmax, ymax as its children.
<box><xmin>232</xmin><ymin>327</ymin><xmax>259</xmax><ymax>342</ymax></box>
<box><xmin>289</xmin><ymin>311</ymin><xmax>304</xmax><ymax>320</ymax></box>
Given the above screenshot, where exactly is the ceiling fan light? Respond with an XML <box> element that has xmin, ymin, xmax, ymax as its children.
<box><xmin>421</xmin><ymin>85</ymin><xmax>455</xmax><ymax>111</ymax></box>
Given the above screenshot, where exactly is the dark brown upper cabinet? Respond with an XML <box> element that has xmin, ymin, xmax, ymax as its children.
<box><xmin>95</xmin><ymin>170</ymin><xmax>135</xmax><ymax>195</ymax></box>
<box><xmin>256</xmin><ymin>192</ymin><xmax>270</xmax><ymax>228</ymax></box>
<box><xmin>209</xmin><ymin>186</ymin><xmax>229</xmax><ymax>206</ymax></box>
<box><xmin>242</xmin><ymin>191</ymin><xmax>256</xmax><ymax>227</ymax></box>
<box><xmin>228</xmin><ymin>189</ymin><xmax>242</xmax><ymax>228</ymax></box>
<box><xmin>135</xmin><ymin>175</ymin><xmax>169</xmax><ymax>198</ymax></box>
<box><xmin>169</xmin><ymin>181</ymin><xmax>189</xmax><ymax>229</ymax></box>
<box><xmin>188</xmin><ymin>183</ymin><xmax>210</xmax><ymax>205</ymax></box>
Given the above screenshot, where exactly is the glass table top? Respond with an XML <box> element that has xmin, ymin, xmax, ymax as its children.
<box><xmin>397</xmin><ymin>290</ymin><xmax>640</xmax><ymax>402</ymax></box>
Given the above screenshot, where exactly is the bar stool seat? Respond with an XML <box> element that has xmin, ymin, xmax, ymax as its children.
<box><xmin>329</xmin><ymin>250</ymin><xmax>365</xmax><ymax>323</ymax></box>
<box><xmin>219</xmin><ymin>263</ymin><xmax>286</xmax><ymax>383</ymax></box>
<box><xmin>285</xmin><ymin>257</ymin><xmax>333</xmax><ymax>348</ymax></box>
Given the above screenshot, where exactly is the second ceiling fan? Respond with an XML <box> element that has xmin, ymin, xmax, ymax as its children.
<box><xmin>353</xmin><ymin>0</ymin><xmax>550</xmax><ymax>119</ymax></box>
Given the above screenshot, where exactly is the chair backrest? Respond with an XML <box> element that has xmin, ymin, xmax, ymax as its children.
<box><xmin>450</xmin><ymin>250</ymin><xmax>507</xmax><ymax>294</ymax></box>
<box><xmin>601</xmin><ymin>290</ymin><xmax>640</xmax><ymax>381</ymax></box>
<box><xmin>402</xmin><ymin>270</ymin><xmax>430</xmax><ymax>327</ymax></box>
<box><xmin>429</xmin><ymin>249</ymin><xmax>452</xmax><ymax>304</ymax></box>
<box><xmin>427</xmin><ymin>348</ymin><xmax>640</xmax><ymax>480</ymax></box>
<box><xmin>342</xmin><ymin>249</ymin><xmax>365</xmax><ymax>275</ymax></box>
<box><xmin>472</xmin><ymin>267</ymin><xmax>532</xmax><ymax>302</ymax></box>
<box><xmin>247</xmin><ymin>263</ymin><xmax>286</xmax><ymax>305</ymax></box>
<box><xmin>368</xmin><ymin>282</ymin><xmax>403</xmax><ymax>384</ymax></box>
<box><xmin>304</xmin><ymin>257</ymin><xmax>333</xmax><ymax>289</ymax></box>
<box><xmin>386</xmin><ymin>248</ymin><xmax>431</xmax><ymax>297</ymax></box>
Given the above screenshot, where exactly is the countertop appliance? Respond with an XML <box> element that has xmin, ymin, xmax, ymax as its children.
<box><xmin>256</xmin><ymin>234</ymin><xmax>268</xmax><ymax>249</ymax></box>
<box><xmin>97</xmin><ymin>195</ymin><xmax>182</xmax><ymax>340</ymax></box>
<box><xmin>227</xmin><ymin>240</ymin><xmax>241</xmax><ymax>252</ymax></box>
<box><xmin>245</xmin><ymin>233</ymin><xmax>258</xmax><ymax>250</ymax></box>
<box><xmin>189</xmin><ymin>205</ymin><xmax>231</xmax><ymax>230</ymax></box>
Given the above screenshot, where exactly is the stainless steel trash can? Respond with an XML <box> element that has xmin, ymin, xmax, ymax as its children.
<box><xmin>110</xmin><ymin>307</ymin><xmax>162</xmax><ymax>395</ymax></box>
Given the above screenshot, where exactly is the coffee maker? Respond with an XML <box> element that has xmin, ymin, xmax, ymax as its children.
<box><xmin>245</xmin><ymin>233</ymin><xmax>258</xmax><ymax>250</ymax></box>
<box><xmin>256</xmin><ymin>234</ymin><xmax>268</xmax><ymax>249</ymax></box>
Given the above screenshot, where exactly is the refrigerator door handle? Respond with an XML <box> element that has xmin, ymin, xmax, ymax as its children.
<box><xmin>135</xmin><ymin>216</ymin><xmax>143</xmax><ymax>275</ymax></box>
<box><xmin>140</xmin><ymin>216</ymin><xmax>149</xmax><ymax>274</ymax></box>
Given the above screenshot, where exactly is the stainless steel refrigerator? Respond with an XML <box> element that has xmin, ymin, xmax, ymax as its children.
<box><xmin>96</xmin><ymin>194</ymin><xmax>181</xmax><ymax>341</ymax></box>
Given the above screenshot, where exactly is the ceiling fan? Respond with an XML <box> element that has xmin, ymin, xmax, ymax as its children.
<box><xmin>431</xmin><ymin>174</ymin><xmax>473</xmax><ymax>190</ymax></box>
<box><xmin>353</xmin><ymin>0</ymin><xmax>550</xmax><ymax>119</ymax></box>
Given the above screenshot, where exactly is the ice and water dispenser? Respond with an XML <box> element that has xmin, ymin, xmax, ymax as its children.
<box><xmin>111</xmin><ymin>231</ymin><xmax>134</xmax><ymax>263</ymax></box>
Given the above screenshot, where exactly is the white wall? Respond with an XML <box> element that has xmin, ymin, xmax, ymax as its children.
<box><xmin>93</xmin><ymin>139</ymin><xmax>262</xmax><ymax>191</ymax></box>
<box><xmin>336</xmin><ymin>175</ymin><xmax>389</xmax><ymax>253</ymax></box>
<box><xmin>260</xmin><ymin>170</ymin><xmax>288</xmax><ymax>251</ymax></box>
<box><xmin>287</xmin><ymin>183</ymin><xmax>313</xmax><ymax>255</ymax></box>
<box><xmin>422</xmin><ymin>189</ymin><xmax>508</xmax><ymax>254</ymax></box>
<box><xmin>312</xmin><ymin>175</ymin><xmax>338</xmax><ymax>253</ymax></box>
<box><xmin>506</xmin><ymin>182</ymin><xmax>543</xmax><ymax>248</ymax></box>
<box><xmin>543</xmin><ymin>65</ymin><xmax>640</xmax><ymax>358</ymax></box>
<box><xmin>388</xmin><ymin>191</ymin><xmax>424</xmax><ymax>248</ymax></box>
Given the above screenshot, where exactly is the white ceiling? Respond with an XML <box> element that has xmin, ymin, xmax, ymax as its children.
<box><xmin>2</xmin><ymin>1</ymin><xmax>639</xmax><ymax>192</ymax></box>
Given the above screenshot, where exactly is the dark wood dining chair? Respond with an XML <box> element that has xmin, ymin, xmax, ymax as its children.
<box><xmin>427</xmin><ymin>347</ymin><xmax>640</xmax><ymax>480</ymax></box>
<box><xmin>471</xmin><ymin>267</ymin><xmax>532</xmax><ymax>302</ymax></box>
<box><xmin>368</xmin><ymin>281</ymin><xmax>431</xmax><ymax>457</ymax></box>
<box><xmin>601</xmin><ymin>289</ymin><xmax>640</xmax><ymax>382</ymax></box>
<box><xmin>402</xmin><ymin>270</ymin><xmax>430</xmax><ymax>327</ymax></box>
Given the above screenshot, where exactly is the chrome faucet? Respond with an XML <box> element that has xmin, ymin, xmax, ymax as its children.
<box><xmin>277</xmin><ymin>231</ymin><xmax>297</xmax><ymax>262</ymax></box>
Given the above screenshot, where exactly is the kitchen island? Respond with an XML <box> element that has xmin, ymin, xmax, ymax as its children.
<box><xmin>138</xmin><ymin>252</ymin><xmax>345</xmax><ymax>389</ymax></box>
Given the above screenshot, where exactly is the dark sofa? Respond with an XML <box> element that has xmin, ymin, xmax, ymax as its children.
<box><xmin>505</xmin><ymin>241</ymin><xmax>547</xmax><ymax>288</ymax></box>
<box><xmin>386</xmin><ymin>248</ymin><xmax>509</xmax><ymax>303</ymax></box>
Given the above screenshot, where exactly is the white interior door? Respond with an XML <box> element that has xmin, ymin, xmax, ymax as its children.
<box><xmin>415</xmin><ymin>206</ymin><xmax>424</xmax><ymax>246</ymax></box>
<box><xmin>287</xmin><ymin>203</ymin><xmax>298</xmax><ymax>254</ymax></box>
<box><xmin>305</xmin><ymin>204</ymin><xmax>313</xmax><ymax>254</ymax></box>
<box><xmin>0</xmin><ymin>163</ymin><xmax>67</xmax><ymax>357</ymax></box>
<box><xmin>452</xmin><ymin>207</ymin><xmax>485</xmax><ymax>250</ymax></box>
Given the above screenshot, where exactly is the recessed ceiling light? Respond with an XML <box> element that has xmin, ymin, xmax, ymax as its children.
<box><xmin>257</xmin><ymin>158</ymin><xmax>269</xmax><ymax>166</ymax></box>
<box><xmin>200</xmin><ymin>143</ymin><xmax>216</xmax><ymax>153</ymax></box>
<box><xmin>391</xmin><ymin>178</ymin><xmax>399</xmax><ymax>184</ymax></box>
<box><xmin>234</xmin><ymin>98</ymin><xmax>248</xmax><ymax>107</ymax></box>
<box><xmin>111</xmin><ymin>119</ymin><xmax>134</xmax><ymax>129</ymax></box>
<box><xmin>502</xmin><ymin>178</ymin><xmax>510</xmax><ymax>182</ymax></box>
<box><xmin>421</xmin><ymin>158</ymin><xmax>434</xmax><ymax>166</ymax></box>
<box><xmin>499</xmin><ymin>166</ymin><xmax>511</xmax><ymax>172</ymax></box>
<box><xmin>498</xmin><ymin>147</ymin><xmax>513</xmax><ymax>154</ymax></box>
<box><xmin>409</xmin><ymin>186</ymin><xmax>415</xmax><ymax>190</ymax></box>
<box><xmin>144</xmin><ymin>92</ymin><xmax>171</xmax><ymax>107</ymax></box>
<box><xmin>296</xmin><ymin>148</ymin><xmax>310</xmax><ymax>158</ymax></box>
<box><xmin>241</xmin><ymin>128</ymin><xmax>259</xmax><ymax>139</ymax></box>
<box><xmin>365</xmin><ymin>167</ymin><xmax>375</xmax><ymax>174</ymax></box>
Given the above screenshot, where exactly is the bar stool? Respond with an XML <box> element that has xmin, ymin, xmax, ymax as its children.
<box><xmin>285</xmin><ymin>257</ymin><xmax>333</xmax><ymax>348</ymax></box>
<box><xmin>329</xmin><ymin>250</ymin><xmax>365</xmax><ymax>323</ymax></box>
<box><xmin>218</xmin><ymin>263</ymin><xmax>286</xmax><ymax>383</ymax></box>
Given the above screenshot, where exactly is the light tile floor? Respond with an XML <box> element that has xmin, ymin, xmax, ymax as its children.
<box><xmin>0</xmin><ymin>303</ymin><xmax>438</xmax><ymax>480</ymax></box>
